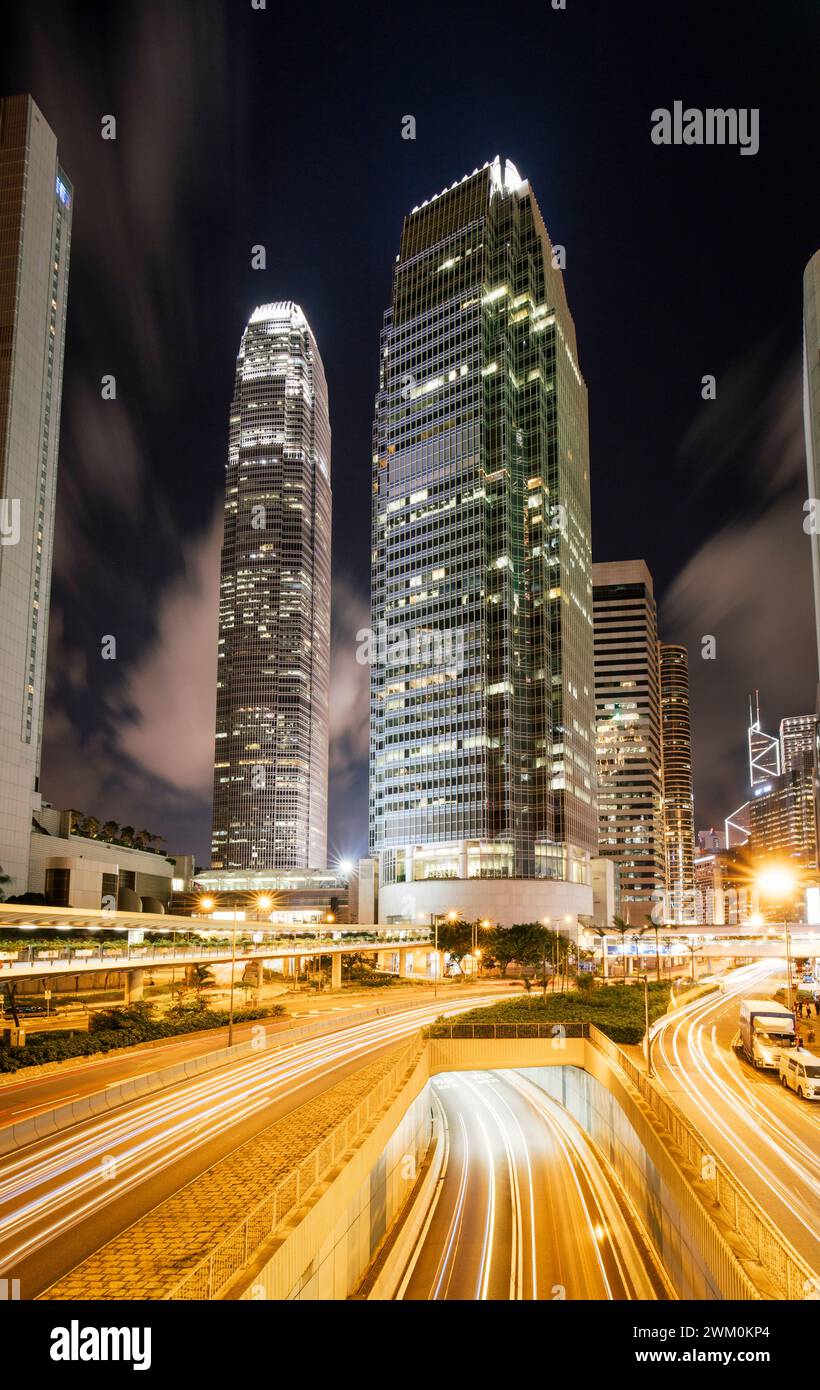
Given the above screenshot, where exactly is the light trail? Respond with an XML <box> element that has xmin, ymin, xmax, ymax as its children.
<box><xmin>0</xmin><ymin>992</ymin><xmax>505</xmax><ymax>1287</ymax></box>
<box><xmin>401</xmin><ymin>1070</ymin><xmax>660</xmax><ymax>1300</ymax></box>
<box><xmin>652</xmin><ymin>962</ymin><xmax>820</xmax><ymax>1268</ymax></box>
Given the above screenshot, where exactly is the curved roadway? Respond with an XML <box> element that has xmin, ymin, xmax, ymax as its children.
<box><xmin>651</xmin><ymin>961</ymin><xmax>820</xmax><ymax>1281</ymax></box>
<box><xmin>399</xmin><ymin>1070</ymin><xmax>663</xmax><ymax>1301</ymax></box>
<box><xmin>0</xmin><ymin>992</ymin><xmax>503</xmax><ymax>1298</ymax></box>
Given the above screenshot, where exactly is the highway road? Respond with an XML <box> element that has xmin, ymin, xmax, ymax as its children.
<box><xmin>651</xmin><ymin>961</ymin><xmax>820</xmax><ymax>1281</ymax></box>
<box><xmin>0</xmin><ymin>985</ymin><xmax>483</xmax><ymax>1122</ymax></box>
<box><xmin>0</xmin><ymin>992</ymin><xmax>505</xmax><ymax>1298</ymax></box>
<box><xmin>399</xmin><ymin>1070</ymin><xmax>663</xmax><ymax>1301</ymax></box>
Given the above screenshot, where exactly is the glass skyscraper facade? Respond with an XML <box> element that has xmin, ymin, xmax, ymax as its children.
<box><xmin>593</xmin><ymin>560</ymin><xmax>665</xmax><ymax>924</ymax></box>
<box><xmin>658</xmin><ymin>643</ymin><xmax>696</xmax><ymax>917</ymax></box>
<box><xmin>0</xmin><ymin>95</ymin><xmax>71</xmax><ymax>895</ymax></box>
<box><xmin>211</xmin><ymin>302</ymin><xmax>331</xmax><ymax>871</ymax></box>
<box><xmin>369</xmin><ymin>159</ymin><xmax>596</xmax><ymax>921</ymax></box>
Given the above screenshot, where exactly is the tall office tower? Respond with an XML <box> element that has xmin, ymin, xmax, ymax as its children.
<box><xmin>749</xmin><ymin>762</ymin><xmax>817</xmax><ymax>870</ymax></box>
<box><xmin>804</xmin><ymin>250</ymin><xmax>820</xmax><ymax>683</ymax></box>
<box><xmin>211</xmin><ymin>302</ymin><xmax>331</xmax><ymax>872</ymax></box>
<box><xmin>592</xmin><ymin>561</ymin><xmax>665</xmax><ymax>925</ymax></box>
<box><xmin>0</xmin><ymin>96</ymin><xmax>72</xmax><ymax>895</ymax></box>
<box><xmin>370</xmin><ymin>157</ymin><xmax>596</xmax><ymax>928</ymax></box>
<box><xmin>748</xmin><ymin>691</ymin><xmax>781</xmax><ymax>789</ymax></box>
<box><xmin>658</xmin><ymin>643</ymin><xmax>696</xmax><ymax>918</ymax></box>
<box><xmin>780</xmin><ymin>714</ymin><xmax>819</xmax><ymax>774</ymax></box>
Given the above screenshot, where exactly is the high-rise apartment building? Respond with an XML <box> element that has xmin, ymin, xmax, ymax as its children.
<box><xmin>780</xmin><ymin>714</ymin><xmax>818</xmax><ymax>774</ymax></box>
<box><xmin>804</xmin><ymin>250</ymin><xmax>820</xmax><ymax>682</ymax></box>
<box><xmin>592</xmin><ymin>560</ymin><xmax>665</xmax><ymax>924</ymax></box>
<box><xmin>369</xmin><ymin>158</ymin><xmax>596</xmax><ymax>927</ymax></box>
<box><xmin>0</xmin><ymin>95</ymin><xmax>72</xmax><ymax>895</ymax></box>
<box><xmin>658</xmin><ymin>643</ymin><xmax>696</xmax><ymax>916</ymax></box>
<box><xmin>211</xmin><ymin>302</ymin><xmax>331</xmax><ymax>871</ymax></box>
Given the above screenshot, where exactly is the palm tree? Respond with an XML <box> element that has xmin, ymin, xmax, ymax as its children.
<box><xmin>587</xmin><ymin>924</ymin><xmax>610</xmax><ymax>980</ymax></box>
<box><xmin>79</xmin><ymin>816</ymin><xmax>100</xmax><ymax>838</ymax></box>
<box><xmin>100</xmin><ymin>821</ymin><xmax>119</xmax><ymax>842</ymax></box>
<box><xmin>611</xmin><ymin>915</ymin><xmax>631</xmax><ymax>979</ymax></box>
<box><xmin>119</xmin><ymin>825</ymin><xmax>135</xmax><ymax>847</ymax></box>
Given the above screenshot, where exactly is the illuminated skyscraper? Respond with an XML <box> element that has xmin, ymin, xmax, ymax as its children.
<box><xmin>370</xmin><ymin>158</ymin><xmax>596</xmax><ymax>927</ymax></box>
<box><xmin>748</xmin><ymin>691</ymin><xmax>780</xmax><ymax>789</ymax></box>
<box><xmin>659</xmin><ymin>643</ymin><xmax>696</xmax><ymax>916</ymax></box>
<box><xmin>211</xmin><ymin>303</ymin><xmax>331</xmax><ymax>871</ymax></box>
<box><xmin>0</xmin><ymin>95</ymin><xmax>72</xmax><ymax>894</ymax></box>
<box><xmin>593</xmin><ymin>561</ymin><xmax>665</xmax><ymax>924</ymax></box>
<box><xmin>780</xmin><ymin>714</ymin><xmax>818</xmax><ymax>774</ymax></box>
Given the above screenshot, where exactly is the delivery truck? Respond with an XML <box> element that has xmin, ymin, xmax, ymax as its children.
<box><xmin>738</xmin><ymin>998</ymin><xmax>797</xmax><ymax>1069</ymax></box>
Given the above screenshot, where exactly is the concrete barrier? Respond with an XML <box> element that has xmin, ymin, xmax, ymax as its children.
<box><xmin>0</xmin><ymin>996</ymin><xmax>449</xmax><ymax>1158</ymax></box>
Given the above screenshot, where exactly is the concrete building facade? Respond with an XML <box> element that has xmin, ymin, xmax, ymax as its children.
<box><xmin>592</xmin><ymin>560</ymin><xmax>665</xmax><ymax>924</ymax></box>
<box><xmin>0</xmin><ymin>95</ymin><xmax>71</xmax><ymax>894</ymax></box>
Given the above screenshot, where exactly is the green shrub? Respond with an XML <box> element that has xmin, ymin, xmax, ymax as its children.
<box><xmin>0</xmin><ymin>1002</ymin><xmax>287</xmax><ymax>1072</ymax></box>
<box><xmin>450</xmin><ymin>981</ymin><xmax>670</xmax><ymax>1045</ymax></box>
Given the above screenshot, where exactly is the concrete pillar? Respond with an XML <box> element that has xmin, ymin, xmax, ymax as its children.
<box><xmin>458</xmin><ymin>840</ymin><xmax>468</xmax><ymax>879</ymax></box>
<box><xmin>331</xmin><ymin>952</ymin><xmax>342</xmax><ymax>990</ymax></box>
<box><xmin>124</xmin><ymin>967</ymin><xmax>144</xmax><ymax>1003</ymax></box>
<box><xmin>430</xmin><ymin>950</ymin><xmax>443</xmax><ymax>982</ymax></box>
<box><xmin>601</xmin><ymin>936</ymin><xmax>609</xmax><ymax>979</ymax></box>
<box><xmin>281</xmin><ymin>955</ymin><xmax>295</xmax><ymax>977</ymax></box>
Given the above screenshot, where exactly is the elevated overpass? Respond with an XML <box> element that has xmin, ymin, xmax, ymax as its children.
<box><xmin>0</xmin><ymin>904</ymin><xmax>435</xmax><ymax>1001</ymax></box>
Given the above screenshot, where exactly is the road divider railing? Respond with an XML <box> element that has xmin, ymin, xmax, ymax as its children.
<box><xmin>166</xmin><ymin>1037</ymin><xmax>424</xmax><ymax>1300</ymax></box>
<box><xmin>588</xmin><ymin>1023</ymin><xmax>817</xmax><ymax>1300</ymax></box>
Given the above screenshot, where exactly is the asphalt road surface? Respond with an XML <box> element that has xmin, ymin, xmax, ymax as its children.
<box><xmin>399</xmin><ymin>1070</ymin><xmax>661</xmax><ymax>1301</ymax></box>
<box><xmin>0</xmin><ymin>992</ymin><xmax>503</xmax><ymax>1298</ymax></box>
<box><xmin>651</xmin><ymin>960</ymin><xmax>820</xmax><ymax>1281</ymax></box>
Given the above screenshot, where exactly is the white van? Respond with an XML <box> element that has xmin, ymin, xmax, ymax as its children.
<box><xmin>778</xmin><ymin>1049</ymin><xmax>820</xmax><ymax>1101</ymax></box>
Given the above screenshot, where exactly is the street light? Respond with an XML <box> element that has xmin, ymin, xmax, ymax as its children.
<box><xmin>198</xmin><ymin>892</ymin><xmax>240</xmax><ymax>1047</ymax></box>
<box><xmin>757</xmin><ymin>865</ymin><xmax>798</xmax><ymax>1013</ymax></box>
<box><xmin>639</xmin><ymin>973</ymin><xmax>654</xmax><ymax>1078</ymax></box>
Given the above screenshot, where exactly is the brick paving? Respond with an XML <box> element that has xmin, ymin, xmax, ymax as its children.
<box><xmin>40</xmin><ymin>1043</ymin><xmax>409</xmax><ymax>1300</ymax></box>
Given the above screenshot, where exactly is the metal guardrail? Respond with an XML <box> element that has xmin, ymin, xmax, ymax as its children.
<box><xmin>425</xmin><ymin>1021</ymin><xmax>588</xmax><ymax>1039</ymax></box>
<box><xmin>166</xmin><ymin>1038</ymin><xmax>424</xmax><ymax>1300</ymax></box>
<box><xmin>585</xmin><ymin>1024</ymin><xmax>817</xmax><ymax>1300</ymax></box>
<box><xmin>0</xmin><ymin>936</ymin><xmax>432</xmax><ymax>972</ymax></box>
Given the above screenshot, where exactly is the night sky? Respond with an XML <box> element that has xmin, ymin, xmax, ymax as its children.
<box><xmin>2</xmin><ymin>0</ymin><xmax>818</xmax><ymax>868</ymax></box>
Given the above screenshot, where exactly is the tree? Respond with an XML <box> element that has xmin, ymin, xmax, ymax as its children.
<box><xmin>0</xmin><ymin>866</ymin><xmax>10</xmax><ymax>903</ymax></box>
<box><xmin>78</xmin><ymin>816</ymin><xmax>100</xmax><ymax>839</ymax></box>
<box><xmin>587</xmin><ymin>924</ymin><xmax>610</xmax><ymax>979</ymax></box>
<box><xmin>487</xmin><ymin>923</ymin><xmax>552</xmax><ymax>979</ymax></box>
<box><xmin>119</xmin><ymin>826</ymin><xmax>135</xmax><ymax>847</ymax></box>
<box><xmin>610</xmin><ymin>915</ymin><xmax>631</xmax><ymax>979</ymax></box>
<box><xmin>100</xmin><ymin>821</ymin><xmax>119</xmax><ymax>842</ymax></box>
<box><xmin>190</xmin><ymin>964</ymin><xmax>216</xmax><ymax>1000</ymax></box>
<box><xmin>435</xmin><ymin>919</ymin><xmax>474</xmax><ymax>973</ymax></box>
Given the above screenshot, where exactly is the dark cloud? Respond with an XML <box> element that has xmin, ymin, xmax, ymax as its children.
<box><xmin>662</xmin><ymin>349</ymin><xmax>817</xmax><ymax>830</ymax></box>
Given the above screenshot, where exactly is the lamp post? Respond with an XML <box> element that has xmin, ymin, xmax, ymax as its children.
<box><xmin>199</xmin><ymin>892</ymin><xmax>240</xmax><ymax>1047</ymax></box>
<box><xmin>640</xmin><ymin>973</ymin><xmax>654</xmax><ymax>1078</ymax></box>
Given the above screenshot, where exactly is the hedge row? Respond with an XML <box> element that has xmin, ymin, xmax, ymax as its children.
<box><xmin>0</xmin><ymin>1001</ymin><xmax>286</xmax><ymax>1072</ymax></box>
<box><xmin>454</xmin><ymin>982</ymin><xmax>671</xmax><ymax>1045</ymax></box>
